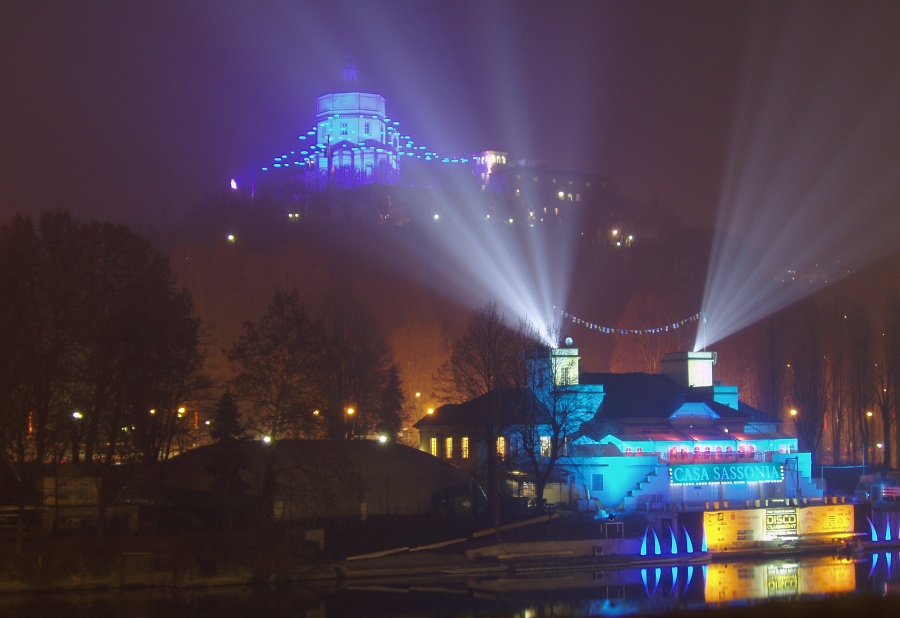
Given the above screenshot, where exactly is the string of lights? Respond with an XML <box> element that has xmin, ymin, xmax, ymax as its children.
<box><xmin>260</xmin><ymin>113</ymin><xmax>469</xmax><ymax>172</ymax></box>
<box><xmin>556</xmin><ymin>307</ymin><xmax>703</xmax><ymax>335</ymax></box>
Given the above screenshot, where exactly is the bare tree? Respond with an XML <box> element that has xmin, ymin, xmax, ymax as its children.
<box><xmin>313</xmin><ymin>289</ymin><xmax>404</xmax><ymax>440</ymax></box>
<box><xmin>432</xmin><ymin>301</ymin><xmax>522</xmax><ymax>535</ymax></box>
<box><xmin>790</xmin><ymin>301</ymin><xmax>828</xmax><ymax>460</ymax></box>
<box><xmin>874</xmin><ymin>294</ymin><xmax>900</xmax><ymax>469</ymax></box>
<box><xmin>608</xmin><ymin>292</ymin><xmax>693</xmax><ymax>374</ymax></box>
<box><xmin>847</xmin><ymin>308</ymin><xmax>875</xmax><ymax>466</ymax></box>
<box><xmin>433</xmin><ymin>301</ymin><xmax>519</xmax><ymax>403</ymax></box>
<box><xmin>508</xmin><ymin>336</ymin><xmax>594</xmax><ymax>513</ymax></box>
<box><xmin>228</xmin><ymin>290</ymin><xmax>323</xmax><ymax>439</ymax></box>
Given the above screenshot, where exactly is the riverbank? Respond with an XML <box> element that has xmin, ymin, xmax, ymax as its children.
<box><xmin>3</xmin><ymin>508</ymin><xmax>895</xmax><ymax>595</ymax></box>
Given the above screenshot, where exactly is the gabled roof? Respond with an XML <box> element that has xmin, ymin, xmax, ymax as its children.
<box><xmin>580</xmin><ymin>372</ymin><xmax>776</xmax><ymax>423</ymax></box>
<box><xmin>414</xmin><ymin>387</ymin><xmax>550</xmax><ymax>431</ymax></box>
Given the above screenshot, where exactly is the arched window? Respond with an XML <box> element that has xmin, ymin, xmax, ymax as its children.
<box><xmin>726</xmin><ymin>446</ymin><xmax>733</xmax><ymax>453</ymax></box>
<box><xmin>635</xmin><ymin>447</ymin><xmax>643</xmax><ymax>454</ymax></box>
<box><xmin>703</xmin><ymin>446</ymin><xmax>711</xmax><ymax>459</ymax></box>
<box><xmin>715</xmin><ymin>446</ymin><xmax>723</xmax><ymax>456</ymax></box>
<box><xmin>625</xmin><ymin>446</ymin><xmax>633</xmax><ymax>455</ymax></box>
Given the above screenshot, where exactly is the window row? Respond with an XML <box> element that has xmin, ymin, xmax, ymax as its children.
<box><xmin>429</xmin><ymin>436</ymin><xmax>470</xmax><ymax>459</ymax></box>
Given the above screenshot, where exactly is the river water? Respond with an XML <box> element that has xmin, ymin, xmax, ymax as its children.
<box><xmin>3</xmin><ymin>551</ymin><xmax>900</xmax><ymax>617</ymax></box>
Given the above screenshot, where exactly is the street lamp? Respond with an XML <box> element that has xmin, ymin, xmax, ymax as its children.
<box><xmin>346</xmin><ymin>407</ymin><xmax>356</xmax><ymax>439</ymax></box>
<box><xmin>865</xmin><ymin>411</ymin><xmax>874</xmax><ymax>472</ymax></box>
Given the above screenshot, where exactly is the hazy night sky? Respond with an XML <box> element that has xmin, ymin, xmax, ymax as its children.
<box><xmin>2</xmin><ymin>1</ymin><xmax>899</xmax><ymax>230</ymax></box>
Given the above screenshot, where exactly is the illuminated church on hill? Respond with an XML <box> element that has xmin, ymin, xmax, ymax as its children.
<box><xmin>242</xmin><ymin>60</ymin><xmax>609</xmax><ymax>225</ymax></box>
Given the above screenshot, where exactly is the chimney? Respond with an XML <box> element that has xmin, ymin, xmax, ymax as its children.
<box><xmin>660</xmin><ymin>351</ymin><xmax>717</xmax><ymax>388</ymax></box>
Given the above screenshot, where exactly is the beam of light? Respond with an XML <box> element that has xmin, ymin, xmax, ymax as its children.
<box><xmin>386</xmin><ymin>174</ymin><xmax>578</xmax><ymax>345</ymax></box>
<box><xmin>868</xmin><ymin>516</ymin><xmax>878</xmax><ymax>542</ymax></box>
<box><xmin>684</xmin><ymin>528</ymin><xmax>695</xmax><ymax>554</ymax></box>
<box><xmin>887</xmin><ymin>516</ymin><xmax>893</xmax><ymax>542</ymax></box>
<box><xmin>652</xmin><ymin>527</ymin><xmax>661</xmax><ymax>555</ymax></box>
<box><xmin>671</xmin><ymin>526</ymin><xmax>678</xmax><ymax>555</ymax></box>
<box><xmin>640</xmin><ymin>526</ymin><xmax>649</xmax><ymax>556</ymax></box>
<box><xmin>698</xmin><ymin>5</ymin><xmax>900</xmax><ymax>350</ymax></box>
<box><xmin>246</xmin><ymin>64</ymin><xmax>579</xmax><ymax>344</ymax></box>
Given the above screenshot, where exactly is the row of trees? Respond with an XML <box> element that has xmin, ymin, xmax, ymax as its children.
<box><xmin>226</xmin><ymin>289</ymin><xmax>404</xmax><ymax>442</ymax></box>
<box><xmin>712</xmin><ymin>293</ymin><xmax>900</xmax><ymax>469</ymax></box>
<box><xmin>0</xmin><ymin>213</ymin><xmax>207</xmax><ymax>541</ymax></box>
<box><xmin>0</xmin><ymin>213</ymin><xmax>406</xmax><ymax>524</ymax></box>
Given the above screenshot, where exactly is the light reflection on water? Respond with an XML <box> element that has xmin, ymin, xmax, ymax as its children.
<box><xmin>3</xmin><ymin>552</ymin><xmax>900</xmax><ymax>617</ymax></box>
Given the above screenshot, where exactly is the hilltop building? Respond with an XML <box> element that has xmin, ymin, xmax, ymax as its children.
<box><xmin>415</xmin><ymin>346</ymin><xmax>824</xmax><ymax>515</ymax></box>
<box><xmin>243</xmin><ymin>61</ymin><xmax>612</xmax><ymax>227</ymax></box>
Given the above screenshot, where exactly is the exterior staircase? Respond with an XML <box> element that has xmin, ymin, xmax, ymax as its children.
<box><xmin>623</xmin><ymin>463</ymin><xmax>669</xmax><ymax>511</ymax></box>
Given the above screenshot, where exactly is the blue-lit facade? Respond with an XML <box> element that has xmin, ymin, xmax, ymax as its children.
<box><xmin>416</xmin><ymin>349</ymin><xmax>825</xmax><ymax>515</ymax></box>
<box><xmin>256</xmin><ymin>60</ymin><xmax>470</xmax><ymax>190</ymax></box>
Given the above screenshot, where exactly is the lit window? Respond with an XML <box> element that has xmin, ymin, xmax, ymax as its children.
<box><xmin>540</xmin><ymin>436</ymin><xmax>551</xmax><ymax>458</ymax></box>
<box><xmin>496</xmin><ymin>436</ymin><xmax>506</xmax><ymax>459</ymax></box>
<box><xmin>445</xmin><ymin>436</ymin><xmax>453</xmax><ymax>458</ymax></box>
<box><xmin>591</xmin><ymin>474</ymin><xmax>604</xmax><ymax>491</ymax></box>
<box><xmin>558</xmin><ymin>191</ymin><xmax>565</xmax><ymax>200</ymax></box>
<box><xmin>429</xmin><ymin>437</ymin><xmax>438</xmax><ymax>457</ymax></box>
<box><xmin>461</xmin><ymin>436</ymin><xmax>469</xmax><ymax>459</ymax></box>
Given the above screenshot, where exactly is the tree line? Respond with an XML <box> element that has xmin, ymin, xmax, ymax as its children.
<box><xmin>0</xmin><ymin>213</ymin><xmax>405</xmax><ymax>525</ymax></box>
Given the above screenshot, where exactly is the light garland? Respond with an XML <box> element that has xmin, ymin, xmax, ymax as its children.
<box><xmin>261</xmin><ymin>113</ymin><xmax>469</xmax><ymax>173</ymax></box>
<box><xmin>556</xmin><ymin>307</ymin><xmax>702</xmax><ymax>335</ymax></box>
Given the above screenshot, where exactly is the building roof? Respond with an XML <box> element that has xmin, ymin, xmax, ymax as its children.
<box><xmin>414</xmin><ymin>387</ymin><xmax>550</xmax><ymax>432</ymax></box>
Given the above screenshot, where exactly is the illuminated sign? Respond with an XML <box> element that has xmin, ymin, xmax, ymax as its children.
<box><xmin>703</xmin><ymin>505</ymin><xmax>856</xmax><ymax>551</ymax></box>
<box><xmin>765</xmin><ymin>507</ymin><xmax>799</xmax><ymax>538</ymax></box>
<box><xmin>669</xmin><ymin>463</ymin><xmax>783</xmax><ymax>486</ymax></box>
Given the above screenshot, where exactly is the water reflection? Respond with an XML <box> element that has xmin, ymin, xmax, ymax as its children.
<box><xmin>4</xmin><ymin>552</ymin><xmax>900</xmax><ymax>617</ymax></box>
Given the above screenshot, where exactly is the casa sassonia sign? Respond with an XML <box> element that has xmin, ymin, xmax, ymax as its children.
<box><xmin>668</xmin><ymin>462</ymin><xmax>784</xmax><ymax>486</ymax></box>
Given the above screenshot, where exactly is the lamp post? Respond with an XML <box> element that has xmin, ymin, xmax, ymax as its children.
<box><xmin>346</xmin><ymin>406</ymin><xmax>365</xmax><ymax>521</ymax></box>
<box><xmin>865</xmin><ymin>411</ymin><xmax>874</xmax><ymax>473</ymax></box>
<box><xmin>346</xmin><ymin>407</ymin><xmax>355</xmax><ymax>440</ymax></box>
